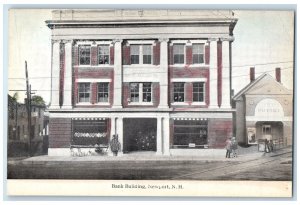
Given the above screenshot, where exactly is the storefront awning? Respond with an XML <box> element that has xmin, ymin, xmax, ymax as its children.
<box><xmin>72</xmin><ymin>117</ymin><xmax>108</xmax><ymax>120</ymax></box>
<box><xmin>173</xmin><ymin>118</ymin><xmax>208</xmax><ymax>121</ymax></box>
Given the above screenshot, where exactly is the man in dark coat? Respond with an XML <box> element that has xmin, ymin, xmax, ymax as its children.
<box><xmin>110</xmin><ymin>134</ymin><xmax>121</xmax><ymax>156</ymax></box>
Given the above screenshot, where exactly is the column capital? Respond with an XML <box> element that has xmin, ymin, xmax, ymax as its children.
<box><xmin>220</xmin><ymin>36</ymin><xmax>235</xmax><ymax>42</ymax></box>
<box><xmin>112</xmin><ymin>39</ymin><xmax>123</xmax><ymax>44</ymax></box>
<box><xmin>158</xmin><ymin>38</ymin><xmax>169</xmax><ymax>43</ymax></box>
<box><xmin>207</xmin><ymin>38</ymin><xmax>218</xmax><ymax>42</ymax></box>
<box><xmin>61</xmin><ymin>39</ymin><xmax>73</xmax><ymax>44</ymax></box>
<box><xmin>51</xmin><ymin>39</ymin><xmax>61</xmax><ymax>44</ymax></box>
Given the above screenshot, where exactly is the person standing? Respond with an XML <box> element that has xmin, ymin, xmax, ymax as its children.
<box><xmin>110</xmin><ymin>134</ymin><xmax>121</xmax><ymax>156</ymax></box>
<box><xmin>231</xmin><ymin>137</ymin><xmax>238</xmax><ymax>158</ymax></box>
<box><xmin>264</xmin><ymin>139</ymin><xmax>270</xmax><ymax>153</ymax></box>
<box><xmin>225</xmin><ymin>138</ymin><xmax>232</xmax><ymax>158</ymax></box>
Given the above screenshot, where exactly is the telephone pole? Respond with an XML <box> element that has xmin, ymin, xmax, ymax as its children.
<box><xmin>25</xmin><ymin>61</ymin><xmax>32</xmax><ymax>157</ymax></box>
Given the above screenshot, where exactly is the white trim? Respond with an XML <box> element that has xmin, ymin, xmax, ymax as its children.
<box><xmin>171</xmin><ymin>102</ymin><xmax>189</xmax><ymax>106</ymax></box>
<box><xmin>76</xmin><ymin>40</ymin><xmax>113</xmax><ymax>46</ymax></box>
<box><xmin>76</xmin><ymin>102</ymin><xmax>93</xmax><ymax>105</ymax></box>
<box><xmin>76</xmin><ymin>78</ymin><xmax>111</xmax><ymax>83</ymax></box>
<box><xmin>171</xmin><ymin>78</ymin><xmax>207</xmax><ymax>82</ymax></box>
<box><xmin>170</xmin><ymin>112</ymin><xmax>233</xmax><ymax>119</ymax></box>
<box><xmin>191</xmin><ymin>102</ymin><xmax>206</xmax><ymax>106</ymax></box>
<box><xmin>170</xmin><ymin>40</ymin><xmax>207</xmax><ymax>45</ymax></box>
<box><xmin>94</xmin><ymin>102</ymin><xmax>111</xmax><ymax>106</ymax></box>
<box><xmin>127</xmin><ymin>40</ymin><xmax>156</xmax><ymax>45</ymax></box>
<box><xmin>246</xmin><ymin>116</ymin><xmax>293</xmax><ymax>122</ymax></box>
<box><xmin>76</xmin><ymin>65</ymin><xmax>113</xmax><ymax>68</ymax></box>
<box><xmin>129</xmin><ymin>102</ymin><xmax>154</xmax><ymax>106</ymax></box>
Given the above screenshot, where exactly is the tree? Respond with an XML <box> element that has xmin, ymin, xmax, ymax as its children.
<box><xmin>31</xmin><ymin>95</ymin><xmax>46</xmax><ymax>106</ymax></box>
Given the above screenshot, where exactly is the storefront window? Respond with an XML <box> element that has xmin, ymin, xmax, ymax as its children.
<box><xmin>172</xmin><ymin>120</ymin><xmax>208</xmax><ymax>148</ymax></box>
<box><xmin>72</xmin><ymin>119</ymin><xmax>109</xmax><ymax>146</ymax></box>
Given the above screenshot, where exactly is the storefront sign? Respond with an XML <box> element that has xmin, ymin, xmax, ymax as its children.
<box><xmin>247</xmin><ymin>128</ymin><xmax>257</xmax><ymax>144</ymax></box>
<box><xmin>255</xmin><ymin>99</ymin><xmax>284</xmax><ymax>118</ymax></box>
<box><xmin>74</xmin><ymin>132</ymin><xmax>107</xmax><ymax>138</ymax></box>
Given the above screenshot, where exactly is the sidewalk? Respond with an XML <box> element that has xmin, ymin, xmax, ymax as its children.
<box><xmin>8</xmin><ymin>146</ymin><xmax>292</xmax><ymax>163</ymax></box>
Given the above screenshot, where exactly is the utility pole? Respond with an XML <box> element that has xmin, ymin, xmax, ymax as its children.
<box><xmin>25</xmin><ymin>61</ymin><xmax>32</xmax><ymax>157</ymax></box>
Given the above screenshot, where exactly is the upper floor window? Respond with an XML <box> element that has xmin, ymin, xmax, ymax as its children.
<box><xmin>173</xmin><ymin>44</ymin><xmax>185</xmax><ymax>64</ymax></box>
<box><xmin>98</xmin><ymin>83</ymin><xmax>109</xmax><ymax>102</ymax></box>
<box><xmin>78</xmin><ymin>83</ymin><xmax>90</xmax><ymax>103</ymax></box>
<box><xmin>173</xmin><ymin>82</ymin><xmax>185</xmax><ymax>102</ymax></box>
<box><xmin>98</xmin><ymin>45</ymin><xmax>110</xmax><ymax>65</ymax></box>
<box><xmin>193</xmin><ymin>82</ymin><xmax>205</xmax><ymax>102</ymax></box>
<box><xmin>130</xmin><ymin>45</ymin><xmax>152</xmax><ymax>65</ymax></box>
<box><xmin>192</xmin><ymin>44</ymin><xmax>204</xmax><ymax>64</ymax></box>
<box><xmin>130</xmin><ymin>82</ymin><xmax>152</xmax><ymax>103</ymax></box>
<box><xmin>79</xmin><ymin>45</ymin><xmax>91</xmax><ymax>65</ymax></box>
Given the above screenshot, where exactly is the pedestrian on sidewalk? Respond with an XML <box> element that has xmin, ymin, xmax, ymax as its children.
<box><xmin>231</xmin><ymin>137</ymin><xmax>238</xmax><ymax>158</ymax></box>
<box><xmin>264</xmin><ymin>139</ymin><xmax>270</xmax><ymax>153</ymax></box>
<box><xmin>225</xmin><ymin>138</ymin><xmax>232</xmax><ymax>158</ymax></box>
<box><xmin>110</xmin><ymin>134</ymin><xmax>121</xmax><ymax>156</ymax></box>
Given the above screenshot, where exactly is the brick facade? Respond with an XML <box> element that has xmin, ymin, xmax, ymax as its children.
<box><xmin>49</xmin><ymin>118</ymin><xmax>72</xmax><ymax>148</ymax></box>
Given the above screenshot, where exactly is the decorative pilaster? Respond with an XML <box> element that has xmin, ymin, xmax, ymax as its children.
<box><xmin>208</xmin><ymin>38</ymin><xmax>218</xmax><ymax>108</ymax></box>
<box><xmin>112</xmin><ymin>39</ymin><xmax>123</xmax><ymax>108</ymax></box>
<box><xmin>220</xmin><ymin>38</ymin><xmax>231</xmax><ymax>109</ymax></box>
<box><xmin>158</xmin><ymin>38</ymin><xmax>169</xmax><ymax>108</ymax></box>
<box><xmin>50</xmin><ymin>40</ymin><xmax>61</xmax><ymax>109</ymax></box>
<box><xmin>62</xmin><ymin>40</ymin><xmax>73</xmax><ymax>109</ymax></box>
<box><xmin>162</xmin><ymin>117</ymin><xmax>170</xmax><ymax>155</ymax></box>
<box><xmin>116</xmin><ymin>117</ymin><xmax>123</xmax><ymax>155</ymax></box>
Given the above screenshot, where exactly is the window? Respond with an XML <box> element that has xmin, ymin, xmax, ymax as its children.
<box><xmin>142</xmin><ymin>45</ymin><xmax>152</xmax><ymax>64</ymax></box>
<box><xmin>130</xmin><ymin>83</ymin><xmax>139</xmax><ymax>102</ymax></box>
<box><xmin>193</xmin><ymin>82</ymin><xmax>205</xmax><ymax>102</ymax></box>
<box><xmin>173</xmin><ymin>82</ymin><xmax>185</xmax><ymax>102</ymax></box>
<box><xmin>173</xmin><ymin>44</ymin><xmax>185</xmax><ymax>64</ymax></box>
<box><xmin>130</xmin><ymin>45</ymin><xmax>152</xmax><ymax>64</ymax></box>
<box><xmin>142</xmin><ymin>83</ymin><xmax>152</xmax><ymax>102</ymax></box>
<box><xmin>130</xmin><ymin>45</ymin><xmax>139</xmax><ymax>64</ymax></box>
<box><xmin>98</xmin><ymin>45</ymin><xmax>110</xmax><ymax>64</ymax></box>
<box><xmin>130</xmin><ymin>83</ymin><xmax>152</xmax><ymax>103</ymax></box>
<box><xmin>79</xmin><ymin>45</ymin><xmax>91</xmax><ymax>65</ymax></box>
<box><xmin>97</xmin><ymin>83</ymin><xmax>109</xmax><ymax>102</ymax></box>
<box><xmin>78</xmin><ymin>83</ymin><xmax>90</xmax><ymax>103</ymax></box>
<box><xmin>173</xmin><ymin>120</ymin><xmax>208</xmax><ymax>148</ymax></box>
<box><xmin>192</xmin><ymin>44</ymin><xmax>204</xmax><ymax>64</ymax></box>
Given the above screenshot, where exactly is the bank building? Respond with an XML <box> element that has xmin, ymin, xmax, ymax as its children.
<box><xmin>46</xmin><ymin>9</ymin><xmax>238</xmax><ymax>156</ymax></box>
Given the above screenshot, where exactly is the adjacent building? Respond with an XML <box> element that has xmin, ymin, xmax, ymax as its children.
<box><xmin>233</xmin><ymin>68</ymin><xmax>293</xmax><ymax>146</ymax></box>
<box><xmin>46</xmin><ymin>9</ymin><xmax>238</xmax><ymax>156</ymax></box>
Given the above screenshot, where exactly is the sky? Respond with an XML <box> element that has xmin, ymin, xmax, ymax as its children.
<box><xmin>8</xmin><ymin>9</ymin><xmax>294</xmax><ymax>104</ymax></box>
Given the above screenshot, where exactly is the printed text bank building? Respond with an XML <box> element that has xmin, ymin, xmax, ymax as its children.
<box><xmin>47</xmin><ymin>10</ymin><xmax>238</xmax><ymax>156</ymax></box>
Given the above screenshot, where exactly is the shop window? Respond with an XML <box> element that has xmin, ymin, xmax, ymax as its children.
<box><xmin>130</xmin><ymin>45</ymin><xmax>152</xmax><ymax>64</ymax></box>
<box><xmin>98</xmin><ymin>45</ymin><xmax>110</xmax><ymax>65</ymax></box>
<box><xmin>173</xmin><ymin>82</ymin><xmax>185</xmax><ymax>102</ymax></box>
<box><xmin>193</xmin><ymin>82</ymin><xmax>205</xmax><ymax>102</ymax></box>
<box><xmin>173</xmin><ymin>44</ymin><xmax>185</xmax><ymax>64</ymax></box>
<box><xmin>72</xmin><ymin>120</ymin><xmax>109</xmax><ymax>146</ymax></box>
<box><xmin>78</xmin><ymin>83</ymin><xmax>90</xmax><ymax>103</ymax></box>
<box><xmin>192</xmin><ymin>44</ymin><xmax>204</xmax><ymax>64</ymax></box>
<box><xmin>130</xmin><ymin>83</ymin><xmax>152</xmax><ymax>103</ymax></box>
<box><xmin>97</xmin><ymin>83</ymin><xmax>109</xmax><ymax>102</ymax></box>
<box><xmin>79</xmin><ymin>45</ymin><xmax>91</xmax><ymax>65</ymax></box>
<box><xmin>173</xmin><ymin>120</ymin><xmax>208</xmax><ymax>148</ymax></box>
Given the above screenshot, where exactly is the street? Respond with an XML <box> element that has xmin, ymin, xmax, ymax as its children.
<box><xmin>7</xmin><ymin>148</ymin><xmax>292</xmax><ymax>181</ymax></box>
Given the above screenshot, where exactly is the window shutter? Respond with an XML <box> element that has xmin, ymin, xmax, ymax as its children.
<box><xmin>91</xmin><ymin>46</ymin><xmax>98</xmax><ymax>66</ymax></box>
<box><xmin>153</xmin><ymin>41</ymin><xmax>160</xmax><ymax>65</ymax></box>
<box><xmin>122</xmin><ymin>82</ymin><xmax>129</xmax><ymax>107</ymax></box>
<box><xmin>168</xmin><ymin>45</ymin><xmax>173</xmax><ymax>65</ymax></box>
<box><xmin>186</xmin><ymin>46</ymin><xmax>192</xmax><ymax>65</ymax></box>
<box><xmin>91</xmin><ymin>83</ymin><xmax>97</xmax><ymax>104</ymax></box>
<box><xmin>153</xmin><ymin>82</ymin><xmax>160</xmax><ymax>107</ymax></box>
<box><xmin>122</xmin><ymin>45</ymin><xmax>130</xmax><ymax>65</ymax></box>
<box><xmin>205</xmin><ymin>45</ymin><xmax>210</xmax><ymax>64</ymax></box>
<box><xmin>110</xmin><ymin>46</ymin><xmax>114</xmax><ymax>65</ymax></box>
<box><xmin>109</xmin><ymin>80</ymin><xmax>114</xmax><ymax>106</ymax></box>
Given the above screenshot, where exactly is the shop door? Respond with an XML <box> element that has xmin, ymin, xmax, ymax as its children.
<box><xmin>262</xmin><ymin>124</ymin><xmax>272</xmax><ymax>140</ymax></box>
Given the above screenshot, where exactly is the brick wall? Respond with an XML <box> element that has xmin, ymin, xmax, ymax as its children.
<box><xmin>205</xmin><ymin>45</ymin><xmax>210</xmax><ymax>64</ymax></box>
<box><xmin>122</xmin><ymin>44</ymin><xmax>130</xmax><ymax>65</ymax></box>
<box><xmin>110</xmin><ymin>46</ymin><xmax>114</xmax><ymax>65</ymax></box>
<box><xmin>208</xmin><ymin>118</ymin><xmax>232</xmax><ymax>148</ymax></box>
<box><xmin>49</xmin><ymin>118</ymin><xmax>72</xmax><ymax>148</ymax></box>
<box><xmin>168</xmin><ymin>44</ymin><xmax>173</xmax><ymax>65</ymax></box>
<box><xmin>91</xmin><ymin>46</ymin><xmax>98</xmax><ymax>66</ymax></box>
<box><xmin>186</xmin><ymin>45</ymin><xmax>193</xmax><ymax>65</ymax></box>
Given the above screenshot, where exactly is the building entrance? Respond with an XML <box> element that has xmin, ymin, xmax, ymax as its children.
<box><xmin>123</xmin><ymin>118</ymin><xmax>157</xmax><ymax>153</ymax></box>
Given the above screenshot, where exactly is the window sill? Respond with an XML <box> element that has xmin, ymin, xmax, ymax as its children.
<box><xmin>171</xmin><ymin>102</ymin><xmax>189</xmax><ymax>106</ymax></box>
<box><xmin>123</xmin><ymin>64</ymin><xmax>158</xmax><ymax>68</ymax></box>
<box><xmin>128</xmin><ymin>102</ymin><xmax>154</xmax><ymax>106</ymax></box>
<box><xmin>191</xmin><ymin>102</ymin><xmax>206</xmax><ymax>106</ymax></box>
<box><xmin>76</xmin><ymin>102</ymin><xmax>92</xmax><ymax>105</ymax></box>
<box><xmin>76</xmin><ymin>65</ymin><xmax>113</xmax><ymax>68</ymax></box>
<box><xmin>95</xmin><ymin>102</ymin><xmax>110</xmax><ymax>106</ymax></box>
